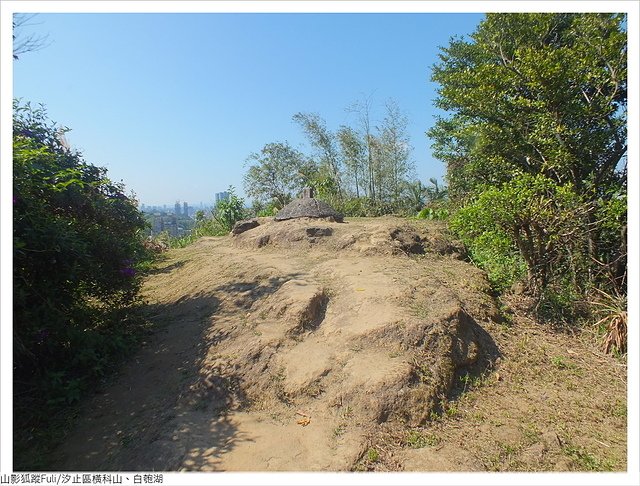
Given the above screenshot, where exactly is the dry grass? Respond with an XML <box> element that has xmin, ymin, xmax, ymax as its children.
<box><xmin>367</xmin><ymin>292</ymin><xmax>627</xmax><ymax>472</ymax></box>
<box><xmin>591</xmin><ymin>288</ymin><xmax>627</xmax><ymax>355</ymax></box>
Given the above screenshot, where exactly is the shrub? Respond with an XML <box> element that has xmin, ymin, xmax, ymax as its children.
<box><xmin>450</xmin><ymin>174</ymin><xmax>587</xmax><ymax>297</ymax></box>
<box><xmin>213</xmin><ymin>185</ymin><xmax>246</xmax><ymax>232</ymax></box>
<box><xmin>591</xmin><ymin>289</ymin><xmax>627</xmax><ymax>355</ymax></box>
<box><xmin>13</xmin><ymin>100</ymin><xmax>152</xmax><ymax>428</ymax></box>
<box><xmin>256</xmin><ymin>200</ymin><xmax>280</xmax><ymax>217</ymax></box>
<box><xmin>336</xmin><ymin>197</ymin><xmax>369</xmax><ymax>217</ymax></box>
<box><xmin>416</xmin><ymin>206</ymin><xmax>450</xmax><ymax>221</ymax></box>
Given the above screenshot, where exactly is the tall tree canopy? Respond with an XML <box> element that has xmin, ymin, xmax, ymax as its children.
<box><xmin>293</xmin><ymin>112</ymin><xmax>344</xmax><ymax>198</ymax></box>
<box><xmin>430</xmin><ymin>13</ymin><xmax>627</xmax><ymax>310</ymax></box>
<box><xmin>243</xmin><ymin>142</ymin><xmax>315</xmax><ymax>208</ymax></box>
<box><xmin>244</xmin><ymin>100</ymin><xmax>419</xmax><ymax>215</ymax></box>
<box><xmin>430</xmin><ymin>13</ymin><xmax>627</xmax><ymax>202</ymax></box>
<box><xmin>376</xmin><ymin>100</ymin><xmax>414</xmax><ymax>205</ymax></box>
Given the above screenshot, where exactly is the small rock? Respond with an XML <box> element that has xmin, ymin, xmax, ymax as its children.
<box><xmin>256</xmin><ymin>235</ymin><xmax>270</xmax><ymax>247</ymax></box>
<box><xmin>231</xmin><ymin>219</ymin><xmax>260</xmax><ymax>235</ymax></box>
<box><xmin>306</xmin><ymin>227</ymin><xmax>333</xmax><ymax>237</ymax></box>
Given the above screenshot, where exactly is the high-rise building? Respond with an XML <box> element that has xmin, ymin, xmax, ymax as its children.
<box><xmin>183</xmin><ymin>201</ymin><xmax>188</xmax><ymax>217</ymax></box>
<box><xmin>174</xmin><ymin>201</ymin><xmax>181</xmax><ymax>216</ymax></box>
<box><xmin>215</xmin><ymin>192</ymin><xmax>230</xmax><ymax>204</ymax></box>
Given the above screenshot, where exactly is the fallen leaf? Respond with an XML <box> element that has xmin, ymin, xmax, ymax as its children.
<box><xmin>297</xmin><ymin>417</ymin><xmax>311</xmax><ymax>426</ymax></box>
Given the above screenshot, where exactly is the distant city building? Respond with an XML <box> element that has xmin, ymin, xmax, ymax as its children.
<box><xmin>152</xmin><ymin>215</ymin><xmax>163</xmax><ymax>234</ymax></box>
<box><xmin>215</xmin><ymin>192</ymin><xmax>230</xmax><ymax>204</ymax></box>
<box><xmin>150</xmin><ymin>214</ymin><xmax>178</xmax><ymax>237</ymax></box>
<box><xmin>174</xmin><ymin>201</ymin><xmax>181</xmax><ymax>216</ymax></box>
<box><xmin>183</xmin><ymin>201</ymin><xmax>188</xmax><ymax>217</ymax></box>
<box><xmin>164</xmin><ymin>215</ymin><xmax>178</xmax><ymax>237</ymax></box>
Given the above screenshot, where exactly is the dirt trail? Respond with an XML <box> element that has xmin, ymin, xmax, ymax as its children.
<box><xmin>50</xmin><ymin>217</ymin><xmax>626</xmax><ymax>472</ymax></box>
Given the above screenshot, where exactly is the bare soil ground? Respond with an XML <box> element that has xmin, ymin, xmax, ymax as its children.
<box><xmin>50</xmin><ymin>217</ymin><xmax>626</xmax><ymax>472</ymax></box>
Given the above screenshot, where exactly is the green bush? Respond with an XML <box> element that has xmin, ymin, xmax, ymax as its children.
<box><xmin>256</xmin><ymin>201</ymin><xmax>280</xmax><ymax>217</ymax></box>
<box><xmin>334</xmin><ymin>197</ymin><xmax>397</xmax><ymax>217</ymax></box>
<box><xmin>13</xmin><ymin>100</ymin><xmax>152</xmax><ymax>427</ymax></box>
<box><xmin>213</xmin><ymin>185</ymin><xmax>246</xmax><ymax>232</ymax></box>
<box><xmin>250</xmin><ymin>199</ymin><xmax>281</xmax><ymax>217</ymax></box>
<box><xmin>336</xmin><ymin>197</ymin><xmax>369</xmax><ymax>217</ymax></box>
<box><xmin>416</xmin><ymin>206</ymin><xmax>450</xmax><ymax>221</ymax></box>
<box><xmin>591</xmin><ymin>190</ymin><xmax>627</xmax><ymax>291</ymax></box>
<box><xmin>450</xmin><ymin>173</ymin><xmax>587</xmax><ymax>297</ymax></box>
<box><xmin>451</xmin><ymin>173</ymin><xmax>626</xmax><ymax>327</ymax></box>
<box><xmin>537</xmin><ymin>283</ymin><xmax>585</xmax><ymax>324</ymax></box>
<box><xmin>464</xmin><ymin>231</ymin><xmax>527</xmax><ymax>293</ymax></box>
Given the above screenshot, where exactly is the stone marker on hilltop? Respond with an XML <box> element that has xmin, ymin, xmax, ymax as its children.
<box><xmin>274</xmin><ymin>187</ymin><xmax>344</xmax><ymax>223</ymax></box>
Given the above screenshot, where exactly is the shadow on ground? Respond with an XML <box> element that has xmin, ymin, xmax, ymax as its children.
<box><xmin>448</xmin><ymin>314</ymin><xmax>502</xmax><ymax>403</ymax></box>
<box><xmin>48</xmin><ymin>293</ymin><xmax>227</xmax><ymax>470</ymax></box>
<box><xmin>212</xmin><ymin>273</ymin><xmax>305</xmax><ymax>310</ymax></box>
<box><xmin>49</xmin><ymin>270</ymin><xmax>309</xmax><ymax>471</ymax></box>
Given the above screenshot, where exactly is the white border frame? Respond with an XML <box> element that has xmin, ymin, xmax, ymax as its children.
<box><xmin>1</xmin><ymin>2</ymin><xmax>638</xmax><ymax>485</ymax></box>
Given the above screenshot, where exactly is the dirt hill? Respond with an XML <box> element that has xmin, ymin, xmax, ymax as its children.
<box><xmin>50</xmin><ymin>217</ymin><xmax>626</xmax><ymax>472</ymax></box>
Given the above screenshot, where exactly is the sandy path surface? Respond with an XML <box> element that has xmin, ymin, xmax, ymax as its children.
<box><xmin>50</xmin><ymin>218</ymin><xmax>503</xmax><ymax>471</ymax></box>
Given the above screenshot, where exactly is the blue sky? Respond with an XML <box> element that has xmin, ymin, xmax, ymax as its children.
<box><xmin>12</xmin><ymin>12</ymin><xmax>484</xmax><ymax>206</ymax></box>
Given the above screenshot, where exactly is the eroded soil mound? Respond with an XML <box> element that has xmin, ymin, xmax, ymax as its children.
<box><xmin>233</xmin><ymin>216</ymin><xmax>466</xmax><ymax>258</ymax></box>
<box><xmin>50</xmin><ymin>218</ymin><xmax>506</xmax><ymax>471</ymax></box>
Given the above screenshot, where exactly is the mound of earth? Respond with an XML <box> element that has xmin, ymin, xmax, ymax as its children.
<box><xmin>233</xmin><ymin>216</ymin><xmax>466</xmax><ymax>258</ymax></box>
<box><xmin>51</xmin><ymin>217</ymin><xmax>501</xmax><ymax>472</ymax></box>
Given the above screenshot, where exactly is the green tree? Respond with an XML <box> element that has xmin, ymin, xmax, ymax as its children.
<box><xmin>293</xmin><ymin>112</ymin><xmax>343</xmax><ymax>198</ymax></box>
<box><xmin>344</xmin><ymin>97</ymin><xmax>415</xmax><ymax>210</ymax></box>
<box><xmin>430</xmin><ymin>13</ymin><xmax>626</xmax><ymax>200</ymax></box>
<box><xmin>424</xmin><ymin>177</ymin><xmax>448</xmax><ymax>205</ymax></box>
<box><xmin>243</xmin><ymin>142</ymin><xmax>315</xmax><ymax>208</ymax></box>
<box><xmin>403</xmin><ymin>180</ymin><xmax>427</xmax><ymax>214</ymax></box>
<box><xmin>430</xmin><ymin>13</ymin><xmax>627</xmax><ymax>309</ymax></box>
<box><xmin>348</xmin><ymin>95</ymin><xmax>378</xmax><ymax>201</ymax></box>
<box><xmin>451</xmin><ymin>174</ymin><xmax>586</xmax><ymax>292</ymax></box>
<box><xmin>376</xmin><ymin>100</ymin><xmax>415</xmax><ymax>207</ymax></box>
<box><xmin>337</xmin><ymin>125</ymin><xmax>367</xmax><ymax>198</ymax></box>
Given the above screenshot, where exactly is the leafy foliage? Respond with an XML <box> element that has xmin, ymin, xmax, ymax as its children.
<box><xmin>213</xmin><ymin>186</ymin><xmax>246</xmax><ymax>232</ymax></box>
<box><xmin>430</xmin><ymin>13</ymin><xmax>626</xmax><ymax>202</ymax></box>
<box><xmin>337</xmin><ymin>125</ymin><xmax>367</xmax><ymax>199</ymax></box>
<box><xmin>13</xmin><ymin>100</ymin><xmax>153</xmax><ymax>428</ymax></box>
<box><xmin>244</xmin><ymin>100</ymin><xmax>420</xmax><ymax>216</ymax></box>
<box><xmin>293</xmin><ymin>112</ymin><xmax>344</xmax><ymax>197</ymax></box>
<box><xmin>451</xmin><ymin>174</ymin><xmax>585</xmax><ymax>291</ymax></box>
<box><xmin>431</xmin><ymin>14</ymin><xmax>627</xmax><ymax>331</ymax></box>
<box><xmin>416</xmin><ymin>178</ymin><xmax>450</xmax><ymax>220</ymax></box>
<box><xmin>417</xmin><ymin>206</ymin><xmax>450</xmax><ymax>222</ymax></box>
<box><xmin>243</xmin><ymin>142</ymin><xmax>315</xmax><ymax>207</ymax></box>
